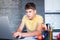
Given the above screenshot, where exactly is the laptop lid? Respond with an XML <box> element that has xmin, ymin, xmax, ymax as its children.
<box><xmin>0</xmin><ymin>16</ymin><xmax>13</xmax><ymax>39</ymax></box>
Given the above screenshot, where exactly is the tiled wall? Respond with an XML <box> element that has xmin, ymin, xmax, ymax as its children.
<box><xmin>0</xmin><ymin>0</ymin><xmax>22</xmax><ymax>31</ymax></box>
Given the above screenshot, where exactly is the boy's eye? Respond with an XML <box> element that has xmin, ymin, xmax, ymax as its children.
<box><xmin>29</xmin><ymin>11</ymin><xmax>31</xmax><ymax>13</ymax></box>
<box><xmin>26</xmin><ymin>11</ymin><xmax>31</xmax><ymax>13</ymax></box>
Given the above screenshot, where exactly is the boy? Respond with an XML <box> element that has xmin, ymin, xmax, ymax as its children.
<box><xmin>13</xmin><ymin>2</ymin><xmax>47</xmax><ymax>40</ymax></box>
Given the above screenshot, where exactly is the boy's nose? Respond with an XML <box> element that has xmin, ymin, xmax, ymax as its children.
<box><xmin>28</xmin><ymin>13</ymin><xmax>31</xmax><ymax>15</ymax></box>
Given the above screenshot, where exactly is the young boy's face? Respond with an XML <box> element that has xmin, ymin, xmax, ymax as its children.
<box><xmin>25</xmin><ymin>9</ymin><xmax>36</xmax><ymax>20</ymax></box>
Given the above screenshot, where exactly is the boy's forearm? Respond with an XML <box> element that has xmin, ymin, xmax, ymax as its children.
<box><xmin>21</xmin><ymin>31</ymin><xmax>41</xmax><ymax>37</ymax></box>
<box><xmin>16</xmin><ymin>21</ymin><xmax>25</xmax><ymax>32</ymax></box>
<box><xmin>16</xmin><ymin>29</ymin><xmax>22</xmax><ymax>32</ymax></box>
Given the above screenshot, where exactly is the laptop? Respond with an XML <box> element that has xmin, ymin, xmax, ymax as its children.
<box><xmin>0</xmin><ymin>16</ymin><xmax>37</xmax><ymax>40</ymax></box>
<box><xmin>0</xmin><ymin>16</ymin><xmax>13</xmax><ymax>39</ymax></box>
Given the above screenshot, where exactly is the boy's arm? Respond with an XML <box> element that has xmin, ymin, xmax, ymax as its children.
<box><xmin>42</xmin><ymin>23</ymin><xmax>47</xmax><ymax>30</ymax></box>
<box><xmin>12</xmin><ymin>21</ymin><xmax>25</xmax><ymax>38</ymax></box>
<box><xmin>16</xmin><ymin>21</ymin><xmax>25</xmax><ymax>32</ymax></box>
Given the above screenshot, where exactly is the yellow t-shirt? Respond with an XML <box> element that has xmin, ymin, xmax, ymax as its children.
<box><xmin>22</xmin><ymin>15</ymin><xmax>43</xmax><ymax>32</ymax></box>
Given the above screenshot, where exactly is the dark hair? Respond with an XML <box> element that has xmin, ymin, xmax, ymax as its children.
<box><xmin>25</xmin><ymin>2</ymin><xmax>36</xmax><ymax>10</ymax></box>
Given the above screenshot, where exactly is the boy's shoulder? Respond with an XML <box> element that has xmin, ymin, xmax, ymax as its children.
<box><xmin>22</xmin><ymin>15</ymin><xmax>27</xmax><ymax>19</ymax></box>
<box><xmin>36</xmin><ymin>15</ymin><xmax>43</xmax><ymax>18</ymax></box>
<box><xmin>23</xmin><ymin>15</ymin><xmax>27</xmax><ymax>18</ymax></box>
<box><xmin>23</xmin><ymin>15</ymin><xmax>43</xmax><ymax>19</ymax></box>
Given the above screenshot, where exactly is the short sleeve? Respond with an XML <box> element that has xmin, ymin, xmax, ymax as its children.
<box><xmin>38</xmin><ymin>16</ymin><xmax>43</xmax><ymax>23</ymax></box>
<box><xmin>22</xmin><ymin>15</ymin><xmax>26</xmax><ymax>23</ymax></box>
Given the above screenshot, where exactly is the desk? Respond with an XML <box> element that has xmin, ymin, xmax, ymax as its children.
<box><xmin>18</xmin><ymin>37</ymin><xmax>36</xmax><ymax>40</ymax></box>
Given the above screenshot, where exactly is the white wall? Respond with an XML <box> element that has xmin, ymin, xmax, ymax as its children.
<box><xmin>45</xmin><ymin>14</ymin><xmax>60</xmax><ymax>29</ymax></box>
<box><xmin>45</xmin><ymin>0</ymin><xmax>60</xmax><ymax>29</ymax></box>
<box><xmin>45</xmin><ymin>0</ymin><xmax>60</xmax><ymax>13</ymax></box>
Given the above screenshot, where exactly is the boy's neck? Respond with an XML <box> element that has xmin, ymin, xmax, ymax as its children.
<box><xmin>29</xmin><ymin>14</ymin><xmax>36</xmax><ymax>20</ymax></box>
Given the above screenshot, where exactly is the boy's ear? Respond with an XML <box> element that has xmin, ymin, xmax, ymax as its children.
<box><xmin>34</xmin><ymin>10</ymin><xmax>36</xmax><ymax>13</ymax></box>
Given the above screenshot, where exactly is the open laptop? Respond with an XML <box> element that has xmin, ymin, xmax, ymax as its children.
<box><xmin>0</xmin><ymin>16</ymin><xmax>13</xmax><ymax>39</ymax></box>
<box><xmin>0</xmin><ymin>16</ymin><xmax>37</xmax><ymax>40</ymax></box>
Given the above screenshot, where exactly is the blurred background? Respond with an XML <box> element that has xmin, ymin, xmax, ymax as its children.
<box><xmin>0</xmin><ymin>0</ymin><xmax>60</xmax><ymax>40</ymax></box>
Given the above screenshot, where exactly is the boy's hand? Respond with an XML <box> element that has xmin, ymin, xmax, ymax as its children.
<box><xmin>12</xmin><ymin>32</ymin><xmax>22</xmax><ymax>38</ymax></box>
